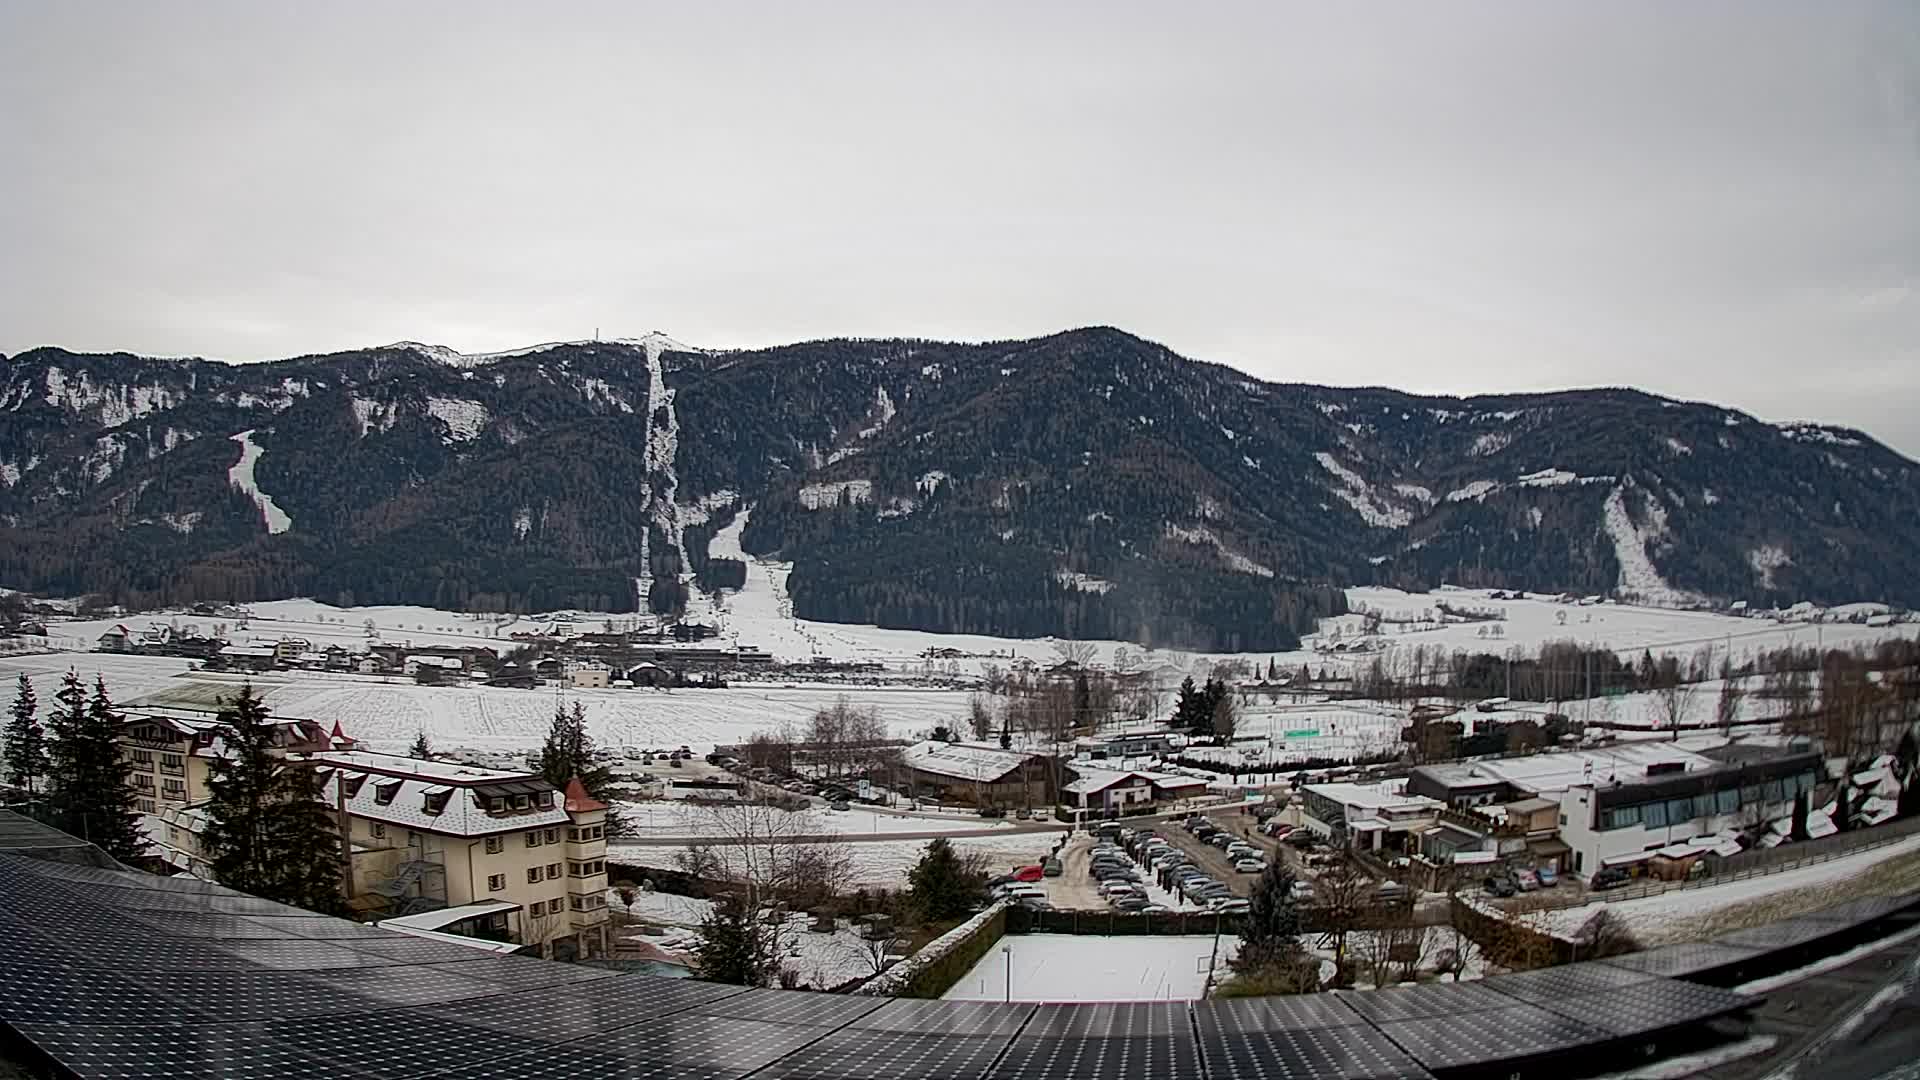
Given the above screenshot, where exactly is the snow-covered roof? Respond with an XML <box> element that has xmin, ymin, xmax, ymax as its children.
<box><xmin>377</xmin><ymin>899</ymin><xmax>519</xmax><ymax>932</ymax></box>
<box><xmin>899</xmin><ymin>741</ymin><xmax>1036</xmax><ymax>783</ymax></box>
<box><xmin>310</xmin><ymin>751</ymin><xmax>570</xmax><ymax>837</ymax></box>
<box><xmin>1305</xmin><ymin>780</ymin><xmax>1441</xmax><ymax>813</ymax></box>
<box><xmin>310</xmin><ymin>750</ymin><xmax>529</xmax><ymax>784</ymax></box>
<box><xmin>1063</xmin><ymin>769</ymin><xmax>1149</xmax><ymax>796</ymax></box>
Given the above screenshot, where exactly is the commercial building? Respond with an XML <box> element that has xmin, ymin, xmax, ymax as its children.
<box><xmin>897</xmin><ymin>741</ymin><xmax>1052</xmax><ymax>808</ymax></box>
<box><xmin>311</xmin><ymin>749</ymin><xmax>612</xmax><ymax>959</ymax></box>
<box><xmin>118</xmin><ymin>711</ymin><xmax>330</xmax><ymax>815</ymax></box>
<box><xmin>118</xmin><ymin>716</ymin><xmax>611</xmax><ymax>959</ymax></box>
<box><xmin>1298</xmin><ymin>780</ymin><xmax>1443</xmax><ymax>854</ymax></box>
<box><xmin>1408</xmin><ymin>743</ymin><xmax>1823</xmax><ymax>879</ymax></box>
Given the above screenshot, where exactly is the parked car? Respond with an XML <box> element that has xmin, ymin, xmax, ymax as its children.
<box><xmin>1289</xmin><ymin>880</ymin><xmax>1314</xmax><ymax>900</ymax></box>
<box><xmin>1373</xmin><ymin>882</ymin><xmax>1410</xmax><ymax>904</ymax></box>
<box><xmin>1513</xmin><ymin>869</ymin><xmax>1541</xmax><ymax>892</ymax></box>
<box><xmin>1042</xmin><ymin>859</ymin><xmax>1063</xmax><ymax>877</ymax></box>
<box><xmin>1536</xmin><ymin>865</ymin><xmax>1558</xmax><ymax>887</ymax></box>
<box><xmin>1016</xmin><ymin>897</ymin><xmax>1053</xmax><ymax>912</ymax></box>
<box><xmin>978</xmin><ymin>806</ymin><xmax>1006</xmax><ymax>818</ymax></box>
<box><xmin>829</xmin><ymin>800</ymin><xmax>851</xmax><ymax>812</ymax></box>
<box><xmin>1484</xmin><ymin>875</ymin><xmax>1517</xmax><ymax>898</ymax></box>
<box><xmin>1590</xmin><ymin>867</ymin><xmax>1632</xmax><ymax>890</ymax></box>
<box><xmin>1015</xmin><ymin>808</ymin><xmax>1032</xmax><ymax>820</ymax></box>
<box><xmin>1012</xmin><ymin>865</ymin><xmax>1046</xmax><ymax>883</ymax></box>
<box><xmin>1234</xmin><ymin>858</ymin><xmax>1265</xmax><ymax>874</ymax></box>
<box><xmin>1002</xmin><ymin>884</ymin><xmax>1045</xmax><ymax>900</ymax></box>
<box><xmin>1215</xmin><ymin>899</ymin><xmax>1251</xmax><ymax>914</ymax></box>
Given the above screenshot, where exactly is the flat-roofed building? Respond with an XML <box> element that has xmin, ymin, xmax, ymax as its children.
<box><xmin>1300</xmin><ymin>780</ymin><xmax>1443</xmax><ymax>854</ymax></box>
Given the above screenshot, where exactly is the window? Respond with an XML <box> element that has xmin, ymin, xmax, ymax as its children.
<box><xmin>1715</xmin><ymin>789</ymin><xmax>1738</xmax><ymax>815</ymax></box>
<box><xmin>570</xmin><ymin>895</ymin><xmax>586</xmax><ymax>912</ymax></box>
<box><xmin>543</xmin><ymin>828</ymin><xmax>559</xmax><ymax>844</ymax></box>
<box><xmin>374</xmin><ymin>781</ymin><xmax>401</xmax><ymax>806</ymax></box>
<box><xmin>162</xmin><ymin>780</ymin><xmax>185</xmax><ymax>797</ymax></box>
<box><xmin>513</xmin><ymin>795</ymin><xmax>531</xmax><ymax>810</ymax></box>
<box><xmin>528</xmin><ymin>900</ymin><xmax>544</xmax><ymax>916</ymax></box>
<box><xmin>1643</xmin><ymin>801</ymin><xmax>1669</xmax><ymax>829</ymax></box>
<box><xmin>136</xmin><ymin>799</ymin><xmax>155</xmax><ymax>814</ymax></box>
<box><xmin>134</xmin><ymin>774</ymin><xmax>155</xmax><ymax>791</ymax></box>
<box><xmin>535</xmin><ymin>793</ymin><xmax>554</xmax><ymax>809</ymax></box>
<box><xmin>1763</xmin><ymin>779</ymin><xmax>1785</xmax><ymax>803</ymax></box>
<box><xmin>1666</xmin><ymin>798</ymin><xmax>1693</xmax><ymax>823</ymax></box>
<box><xmin>526</xmin><ymin>832</ymin><xmax>541</xmax><ymax>848</ymax></box>
<box><xmin>160</xmin><ymin>753</ymin><xmax>184</xmax><ymax>771</ymax></box>
<box><xmin>488</xmin><ymin>797</ymin><xmax>507</xmax><ymax>813</ymax></box>
<box><xmin>527</xmin><ymin>868</ymin><xmax>541</xmax><ymax>885</ymax></box>
<box><xmin>370</xmin><ymin>823</ymin><xmax>386</xmax><ymax>840</ymax></box>
<box><xmin>569</xmin><ymin>861</ymin><xmax>584</xmax><ymax>876</ymax></box>
<box><xmin>546</xmin><ymin>862</ymin><xmax>562</xmax><ymax>880</ymax></box>
<box><xmin>422</xmin><ymin>791</ymin><xmax>449</xmax><ymax>815</ymax></box>
<box><xmin>485</xmin><ymin>836</ymin><xmax>504</xmax><ymax>855</ymax></box>
<box><xmin>487</xmin><ymin>874</ymin><xmax>505</xmax><ymax>892</ymax></box>
<box><xmin>1742</xmin><ymin>784</ymin><xmax>1763</xmax><ymax>807</ymax></box>
<box><xmin>131</xmin><ymin>750</ymin><xmax>154</xmax><ymax>767</ymax></box>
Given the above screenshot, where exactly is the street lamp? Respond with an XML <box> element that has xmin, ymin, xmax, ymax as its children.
<box><xmin>1002</xmin><ymin>944</ymin><xmax>1013</xmax><ymax>1003</ymax></box>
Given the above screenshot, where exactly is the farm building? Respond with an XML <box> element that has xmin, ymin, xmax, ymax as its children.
<box><xmin>898</xmin><ymin>741</ymin><xmax>1051</xmax><ymax>809</ymax></box>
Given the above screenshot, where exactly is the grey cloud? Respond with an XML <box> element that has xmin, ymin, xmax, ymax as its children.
<box><xmin>2</xmin><ymin>1</ymin><xmax>1916</xmax><ymax>456</ymax></box>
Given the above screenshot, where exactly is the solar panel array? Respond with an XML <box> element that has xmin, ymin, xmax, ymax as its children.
<box><xmin>8</xmin><ymin>833</ymin><xmax>1912</xmax><ymax>1080</ymax></box>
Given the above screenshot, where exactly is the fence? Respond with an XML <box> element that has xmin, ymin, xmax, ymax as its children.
<box><xmin>856</xmin><ymin>903</ymin><xmax>1009</xmax><ymax>999</ymax></box>
<box><xmin>1007</xmin><ymin>907</ymin><xmax>1250</xmax><ymax>937</ymax></box>
<box><xmin>1501</xmin><ymin>814</ymin><xmax>1920</xmax><ymax>913</ymax></box>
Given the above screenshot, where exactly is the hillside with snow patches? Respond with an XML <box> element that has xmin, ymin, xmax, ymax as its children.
<box><xmin>3</xmin><ymin>327</ymin><xmax>1919</xmax><ymax>649</ymax></box>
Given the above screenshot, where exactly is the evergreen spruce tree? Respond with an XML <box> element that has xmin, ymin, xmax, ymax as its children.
<box><xmin>44</xmin><ymin>672</ymin><xmax>142</xmax><ymax>860</ymax></box>
<box><xmin>907</xmin><ymin>837</ymin><xmax>982</xmax><ymax>922</ymax></box>
<box><xmin>263</xmin><ymin>764</ymin><xmax>347</xmax><ymax>915</ymax></box>
<box><xmin>3</xmin><ymin>674</ymin><xmax>48</xmax><ymax>799</ymax></box>
<box><xmin>690</xmin><ymin>893</ymin><xmax>769</xmax><ymax>985</ymax></box>
<box><xmin>201</xmin><ymin>685</ymin><xmax>343</xmax><ymax>911</ymax></box>
<box><xmin>535</xmin><ymin>702</ymin><xmax>623</xmax><ymax>833</ymax></box>
<box><xmin>408</xmin><ymin>731</ymin><xmax>432</xmax><ymax>759</ymax></box>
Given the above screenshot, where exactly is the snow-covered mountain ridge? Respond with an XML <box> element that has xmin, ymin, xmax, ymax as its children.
<box><xmin>3</xmin><ymin>326</ymin><xmax>1917</xmax><ymax>649</ymax></box>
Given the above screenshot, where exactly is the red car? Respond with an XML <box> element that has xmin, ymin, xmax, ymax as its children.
<box><xmin>1012</xmin><ymin>864</ymin><xmax>1046</xmax><ymax>883</ymax></box>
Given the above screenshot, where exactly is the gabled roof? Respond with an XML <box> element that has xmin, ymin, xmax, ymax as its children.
<box><xmin>899</xmin><ymin>741</ymin><xmax>1036</xmax><ymax>783</ymax></box>
<box><xmin>563</xmin><ymin>777</ymin><xmax>609</xmax><ymax>813</ymax></box>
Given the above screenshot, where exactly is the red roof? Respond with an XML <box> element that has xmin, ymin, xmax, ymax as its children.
<box><xmin>329</xmin><ymin>720</ymin><xmax>357</xmax><ymax>747</ymax></box>
<box><xmin>563</xmin><ymin>777</ymin><xmax>609</xmax><ymax>813</ymax></box>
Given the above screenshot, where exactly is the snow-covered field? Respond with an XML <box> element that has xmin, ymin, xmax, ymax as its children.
<box><xmin>12</xmin><ymin>577</ymin><xmax>1916</xmax><ymax>763</ymax></box>
<box><xmin>944</xmin><ymin>934</ymin><xmax>1232</xmax><ymax>1002</ymax></box>
<box><xmin>1221</xmin><ymin>703</ymin><xmax>1408</xmax><ymax>763</ymax></box>
<box><xmin>1336</xmin><ymin>588</ymin><xmax>1917</xmax><ymax>668</ymax></box>
<box><xmin>614</xmin><ymin>800</ymin><xmax>1042</xmax><ymax>841</ymax></box>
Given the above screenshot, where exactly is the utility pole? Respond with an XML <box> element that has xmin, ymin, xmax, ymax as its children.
<box><xmin>334</xmin><ymin>767</ymin><xmax>355</xmax><ymax>902</ymax></box>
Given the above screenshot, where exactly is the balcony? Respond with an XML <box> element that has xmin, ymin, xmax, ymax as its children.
<box><xmin>159</xmin><ymin>762</ymin><xmax>185</xmax><ymax>777</ymax></box>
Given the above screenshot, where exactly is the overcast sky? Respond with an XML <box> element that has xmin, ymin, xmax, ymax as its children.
<box><xmin>3</xmin><ymin>2</ymin><xmax>1916</xmax><ymax>456</ymax></box>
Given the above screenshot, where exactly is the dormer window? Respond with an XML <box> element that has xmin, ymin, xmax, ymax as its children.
<box><xmin>422</xmin><ymin>788</ymin><xmax>450</xmax><ymax>815</ymax></box>
<box><xmin>513</xmin><ymin>795</ymin><xmax>531</xmax><ymax>810</ymax></box>
<box><xmin>342</xmin><ymin>775</ymin><xmax>367</xmax><ymax>799</ymax></box>
<box><xmin>374</xmin><ymin>780</ymin><xmax>402</xmax><ymax>806</ymax></box>
<box><xmin>489</xmin><ymin>797</ymin><xmax>508</xmax><ymax>813</ymax></box>
<box><xmin>534</xmin><ymin>793</ymin><xmax>553</xmax><ymax>809</ymax></box>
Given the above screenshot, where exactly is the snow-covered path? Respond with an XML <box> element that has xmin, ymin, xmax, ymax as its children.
<box><xmin>227</xmin><ymin>430</ymin><xmax>291</xmax><ymax>533</ymax></box>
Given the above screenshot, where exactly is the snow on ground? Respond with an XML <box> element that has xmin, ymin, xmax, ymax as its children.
<box><xmin>614</xmin><ymin>800</ymin><xmax>1034</xmax><ymax>841</ymax></box>
<box><xmin>226</xmin><ymin>430</ymin><xmax>291</xmax><ymax>534</ymax></box>
<box><xmin>1339</xmin><ymin>588</ymin><xmax>1919</xmax><ymax>668</ymax></box>
<box><xmin>842</xmin><ymin>834</ymin><xmax>1060</xmax><ymax>888</ymax></box>
<box><xmin>1530</xmin><ymin>832</ymin><xmax>1920</xmax><ymax>944</ymax></box>
<box><xmin>1223</xmin><ymin>703</ymin><xmax>1407</xmax><ymax>763</ymax></box>
<box><xmin>604</xmin><ymin>889</ymin><xmax>884</xmax><ymax>989</ymax></box>
<box><xmin>944</xmin><ymin>934</ymin><xmax>1232</xmax><ymax>1002</ymax></box>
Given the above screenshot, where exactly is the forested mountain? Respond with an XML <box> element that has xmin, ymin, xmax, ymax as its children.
<box><xmin>3</xmin><ymin>327</ymin><xmax>1917</xmax><ymax>651</ymax></box>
